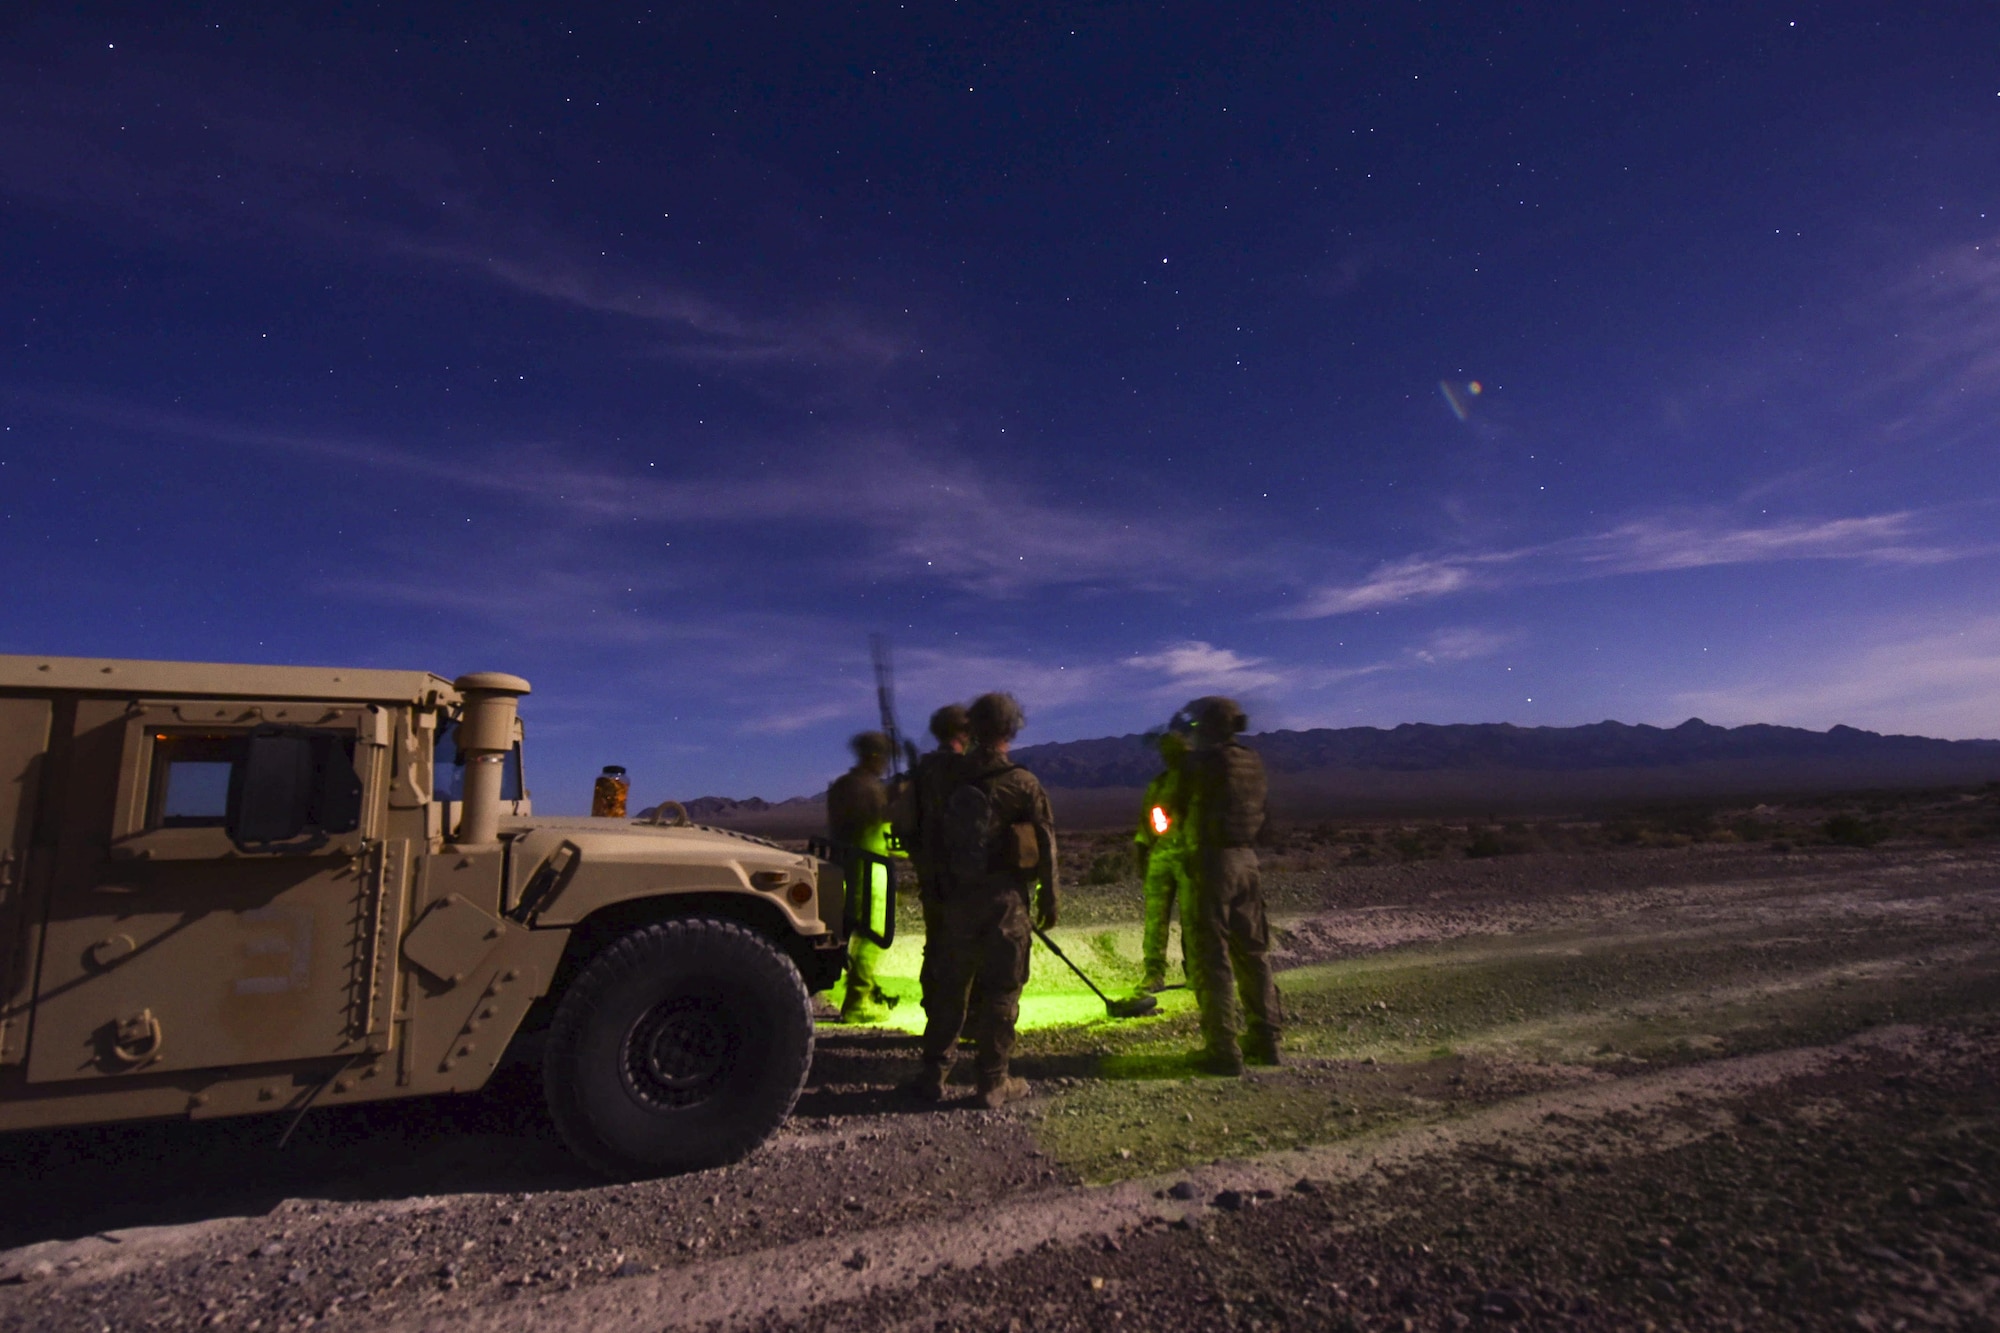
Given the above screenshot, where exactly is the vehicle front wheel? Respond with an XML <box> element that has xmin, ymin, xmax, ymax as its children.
<box><xmin>543</xmin><ymin>917</ymin><xmax>814</xmax><ymax>1177</ymax></box>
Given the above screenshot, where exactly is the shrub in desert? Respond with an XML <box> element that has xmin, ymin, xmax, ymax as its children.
<box><xmin>1464</xmin><ymin>828</ymin><xmax>1507</xmax><ymax>858</ymax></box>
<box><xmin>1731</xmin><ymin>814</ymin><xmax>1778</xmax><ymax>842</ymax></box>
<box><xmin>1465</xmin><ymin>825</ymin><xmax>1532</xmax><ymax>858</ymax></box>
<box><xmin>1083</xmin><ymin>849</ymin><xmax>1128</xmax><ymax>885</ymax></box>
<box><xmin>1389</xmin><ymin>825</ymin><xmax>1452</xmax><ymax>861</ymax></box>
<box><xmin>1822</xmin><ymin>813</ymin><xmax>1889</xmax><ymax>847</ymax></box>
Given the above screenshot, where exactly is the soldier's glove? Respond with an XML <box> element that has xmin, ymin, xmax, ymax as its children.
<box><xmin>1033</xmin><ymin>886</ymin><xmax>1059</xmax><ymax>932</ymax></box>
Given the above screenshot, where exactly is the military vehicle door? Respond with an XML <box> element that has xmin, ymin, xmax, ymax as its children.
<box><xmin>0</xmin><ymin>697</ymin><xmax>52</xmax><ymax>1066</ymax></box>
<box><xmin>26</xmin><ymin>699</ymin><xmax>400</xmax><ymax>1083</ymax></box>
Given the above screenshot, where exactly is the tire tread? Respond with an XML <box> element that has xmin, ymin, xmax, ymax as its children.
<box><xmin>543</xmin><ymin>916</ymin><xmax>813</xmax><ymax>1178</ymax></box>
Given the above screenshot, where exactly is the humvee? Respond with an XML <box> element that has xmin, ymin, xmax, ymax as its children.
<box><xmin>0</xmin><ymin>655</ymin><xmax>893</xmax><ymax>1176</ymax></box>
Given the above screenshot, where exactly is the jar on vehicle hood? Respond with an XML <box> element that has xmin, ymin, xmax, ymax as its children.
<box><xmin>592</xmin><ymin>765</ymin><xmax>629</xmax><ymax>818</ymax></box>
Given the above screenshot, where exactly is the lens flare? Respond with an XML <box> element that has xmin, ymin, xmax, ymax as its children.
<box><xmin>1437</xmin><ymin>378</ymin><xmax>1486</xmax><ymax>421</ymax></box>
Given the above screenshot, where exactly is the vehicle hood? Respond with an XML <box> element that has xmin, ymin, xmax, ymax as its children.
<box><xmin>501</xmin><ymin>815</ymin><xmax>794</xmax><ymax>859</ymax></box>
<box><xmin>498</xmin><ymin>817</ymin><xmax>829</xmax><ymax>933</ymax></box>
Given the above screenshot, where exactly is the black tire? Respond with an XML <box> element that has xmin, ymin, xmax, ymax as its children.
<box><xmin>542</xmin><ymin>918</ymin><xmax>814</xmax><ymax>1178</ymax></box>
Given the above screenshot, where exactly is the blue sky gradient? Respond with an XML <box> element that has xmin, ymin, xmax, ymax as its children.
<box><xmin>2</xmin><ymin>3</ymin><xmax>1996</xmax><ymax>809</ymax></box>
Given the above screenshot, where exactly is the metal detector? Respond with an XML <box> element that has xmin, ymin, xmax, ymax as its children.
<box><xmin>1033</xmin><ymin>928</ymin><xmax>1159</xmax><ymax>1019</ymax></box>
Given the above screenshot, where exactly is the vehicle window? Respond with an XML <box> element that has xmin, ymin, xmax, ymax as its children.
<box><xmin>434</xmin><ymin>723</ymin><xmax>463</xmax><ymax>800</ymax></box>
<box><xmin>147</xmin><ymin>733</ymin><xmax>245</xmax><ymax>828</ymax></box>
<box><xmin>433</xmin><ymin>721</ymin><xmax>522</xmax><ymax>801</ymax></box>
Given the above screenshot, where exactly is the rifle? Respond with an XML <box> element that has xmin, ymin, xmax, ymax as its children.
<box><xmin>869</xmin><ymin>634</ymin><xmax>920</xmax><ymax>779</ymax></box>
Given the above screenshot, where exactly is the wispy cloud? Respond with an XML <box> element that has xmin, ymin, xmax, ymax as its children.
<box><xmin>1125</xmin><ymin>640</ymin><xmax>1290</xmax><ymax>695</ymax></box>
<box><xmin>1875</xmin><ymin>231</ymin><xmax>2000</xmax><ymax>441</ymax></box>
<box><xmin>893</xmin><ymin>647</ymin><xmax>1114</xmax><ymax>714</ymax></box>
<box><xmin>728</xmin><ymin>643</ymin><xmax>1119</xmax><ymax>743</ymax></box>
<box><xmin>0</xmin><ymin>58</ymin><xmax>904</xmax><ymax>372</ymax></box>
<box><xmin>1672</xmin><ymin>617</ymin><xmax>2000</xmax><ymax>740</ymax></box>
<box><xmin>0</xmin><ymin>54</ymin><xmax>1241</xmax><ymax>600</ymax></box>
<box><xmin>320</xmin><ymin>565</ymin><xmax>722</xmax><ymax>650</ymax></box>
<box><xmin>12</xmin><ymin>393</ymin><xmax>1216</xmax><ymax>598</ymax></box>
<box><xmin>1296</xmin><ymin>555</ymin><xmax>1485</xmax><ymax>615</ymax></box>
<box><xmin>737</xmin><ymin>638</ymin><xmax>1368</xmax><ymax>747</ymax></box>
<box><xmin>1581</xmin><ymin>513</ymin><xmax>1951</xmax><ymax>572</ymax></box>
<box><xmin>862</xmin><ymin>447</ymin><xmax>1227</xmax><ymax>596</ymax></box>
<box><xmin>1286</xmin><ymin>509</ymin><xmax>1961</xmax><ymax>618</ymax></box>
<box><xmin>1411</xmin><ymin>627</ymin><xmax>1516</xmax><ymax>664</ymax></box>
<box><xmin>1120</xmin><ymin>640</ymin><xmax>1395</xmax><ymax>716</ymax></box>
<box><xmin>740</xmin><ymin>701</ymin><xmax>859</xmax><ymax>736</ymax></box>
<box><xmin>386</xmin><ymin>236</ymin><xmax>907</xmax><ymax>370</ymax></box>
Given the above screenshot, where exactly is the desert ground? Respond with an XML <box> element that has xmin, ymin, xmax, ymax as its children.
<box><xmin>1</xmin><ymin>788</ymin><xmax>1996</xmax><ymax>1331</ymax></box>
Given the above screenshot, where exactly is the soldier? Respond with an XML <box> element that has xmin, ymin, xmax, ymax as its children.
<box><xmin>898</xmin><ymin>705</ymin><xmax>978</xmax><ymax>1051</ymax></box>
<box><xmin>827</xmin><ymin>730</ymin><xmax>899</xmax><ymax>1024</ymax></box>
<box><xmin>898</xmin><ymin>704</ymin><xmax>971</xmax><ymax>901</ymax></box>
<box><xmin>908</xmin><ymin>692</ymin><xmax>1057</xmax><ymax>1109</ymax></box>
<box><xmin>1133</xmin><ymin>727</ymin><xmax>1192</xmax><ymax>993</ymax></box>
<box><xmin>1177</xmin><ymin>696</ymin><xmax>1281</xmax><ymax>1074</ymax></box>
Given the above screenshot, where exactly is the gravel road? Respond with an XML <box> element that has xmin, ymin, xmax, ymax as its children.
<box><xmin>1</xmin><ymin>843</ymin><xmax>1993</xmax><ymax>1331</ymax></box>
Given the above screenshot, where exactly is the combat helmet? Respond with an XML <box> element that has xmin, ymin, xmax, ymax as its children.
<box><xmin>928</xmin><ymin>703</ymin><xmax>971</xmax><ymax>744</ymax></box>
<box><xmin>967</xmin><ymin>692</ymin><xmax>1025</xmax><ymax>746</ymax></box>
<box><xmin>1181</xmin><ymin>695</ymin><xmax>1248</xmax><ymax>740</ymax></box>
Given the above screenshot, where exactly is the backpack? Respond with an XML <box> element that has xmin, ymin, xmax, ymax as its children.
<box><xmin>940</xmin><ymin>762</ymin><xmax>1034</xmax><ymax>880</ymax></box>
<box><xmin>1214</xmin><ymin>743</ymin><xmax>1267</xmax><ymax>846</ymax></box>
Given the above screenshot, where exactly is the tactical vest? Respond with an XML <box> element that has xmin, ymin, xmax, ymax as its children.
<box><xmin>1194</xmin><ymin>742</ymin><xmax>1266</xmax><ymax>847</ymax></box>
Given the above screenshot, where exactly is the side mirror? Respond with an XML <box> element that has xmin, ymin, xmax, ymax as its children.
<box><xmin>805</xmin><ymin>837</ymin><xmax>897</xmax><ymax>949</ymax></box>
<box><xmin>226</xmin><ymin>727</ymin><xmax>364</xmax><ymax>849</ymax></box>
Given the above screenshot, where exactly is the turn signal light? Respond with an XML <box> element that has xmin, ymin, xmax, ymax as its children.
<box><xmin>787</xmin><ymin>881</ymin><xmax>814</xmax><ymax>906</ymax></box>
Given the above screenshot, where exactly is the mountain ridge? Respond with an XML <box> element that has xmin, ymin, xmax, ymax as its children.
<box><xmin>670</xmin><ymin>718</ymin><xmax>2000</xmax><ymax>815</ymax></box>
<box><xmin>1010</xmin><ymin>717</ymin><xmax>2000</xmax><ymax>789</ymax></box>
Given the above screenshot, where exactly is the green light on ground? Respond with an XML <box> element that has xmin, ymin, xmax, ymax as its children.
<box><xmin>1019</xmin><ymin>989</ymin><xmax>1162</xmax><ymax>1031</ymax></box>
<box><xmin>829</xmin><ymin>923</ymin><xmax>1190</xmax><ymax>1034</ymax></box>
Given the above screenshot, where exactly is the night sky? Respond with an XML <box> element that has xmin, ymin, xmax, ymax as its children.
<box><xmin>3</xmin><ymin>4</ymin><xmax>1996</xmax><ymax>809</ymax></box>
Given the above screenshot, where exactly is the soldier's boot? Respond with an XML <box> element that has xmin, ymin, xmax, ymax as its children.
<box><xmin>1140</xmin><ymin>968</ymin><xmax>1169</xmax><ymax>993</ymax></box>
<box><xmin>840</xmin><ymin>990</ymin><xmax>892</xmax><ymax>1024</ymax></box>
<box><xmin>974</xmin><ymin>1075</ymin><xmax>1030</xmax><ymax>1110</ymax></box>
<box><xmin>1241</xmin><ymin>1029</ymin><xmax>1282</xmax><ymax>1067</ymax></box>
<box><xmin>1191</xmin><ymin>1045</ymin><xmax>1245</xmax><ymax>1077</ymax></box>
<box><xmin>905</xmin><ymin>1061</ymin><xmax>948</xmax><ymax>1104</ymax></box>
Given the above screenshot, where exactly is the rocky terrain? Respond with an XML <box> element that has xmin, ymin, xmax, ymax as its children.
<box><xmin>0</xmin><ymin>808</ymin><xmax>1995</xmax><ymax>1331</ymax></box>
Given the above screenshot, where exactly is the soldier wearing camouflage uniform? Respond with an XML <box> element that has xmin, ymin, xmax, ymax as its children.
<box><xmin>1133</xmin><ymin>728</ymin><xmax>1191</xmax><ymax>993</ymax></box>
<box><xmin>909</xmin><ymin>692</ymin><xmax>1057</xmax><ymax>1109</ymax></box>
<box><xmin>896</xmin><ymin>705</ymin><xmax>972</xmax><ymax>1034</ymax></box>
<box><xmin>1178</xmin><ymin>696</ymin><xmax>1281</xmax><ymax>1074</ymax></box>
<box><xmin>899</xmin><ymin>704</ymin><xmax>971</xmax><ymax>902</ymax></box>
<box><xmin>827</xmin><ymin>730</ymin><xmax>899</xmax><ymax>1024</ymax></box>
